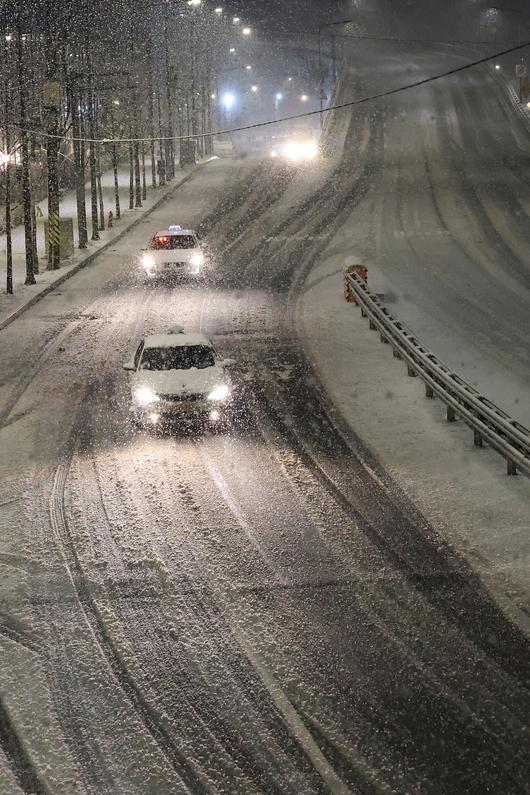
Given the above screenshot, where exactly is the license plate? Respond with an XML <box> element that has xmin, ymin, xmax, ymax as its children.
<box><xmin>167</xmin><ymin>403</ymin><xmax>200</xmax><ymax>414</ymax></box>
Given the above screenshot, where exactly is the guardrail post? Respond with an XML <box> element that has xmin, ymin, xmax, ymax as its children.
<box><xmin>447</xmin><ymin>406</ymin><xmax>456</xmax><ymax>423</ymax></box>
<box><xmin>407</xmin><ymin>364</ymin><xmax>417</xmax><ymax>377</ymax></box>
<box><xmin>369</xmin><ymin>319</ymin><xmax>377</xmax><ymax>330</ymax></box>
<box><xmin>361</xmin><ymin>307</ymin><xmax>367</xmax><ymax>317</ymax></box>
<box><xmin>392</xmin><ymin>349</ymin><xmax>402</xmax><ymax>360</ymax></box>
<box><xmin>507</xmin><ymin>459</ymin><xmax>517</xmax><ymax>476</ymax></box>
<box><xmin>425</xmin><ymin>385</ymin><xmax>434</xmax><ymax>399</ymax></box>
<box><xmin>380</xmin><ymin>333</ymin><xmax>389</xmax><ymax>344</ymax></box>
<box><xmin>473</xmin><ymin>430</ymin><xmax>483</xmax><ymax>448</ymax></box>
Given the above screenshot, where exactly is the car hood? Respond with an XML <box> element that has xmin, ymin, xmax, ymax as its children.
<box><xmin>147</xmin><ymin>249</ymin><xmax>199</xmax><ymax>262</ymax></box>
<box><xmin>131</xmin><ymin>366</ymin><xmax>229</xmax><ymax>397</ymax></box>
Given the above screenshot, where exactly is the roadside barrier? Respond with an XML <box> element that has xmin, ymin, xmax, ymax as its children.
<box><xmin>344</xmin><ymin>264</ymin><xmax>368</xmax><ymax>303</ymax></box>
<box><xmin>346</xmin><ymin>269</ymin><xmax>530</xmax><ymax>477</ymax></box>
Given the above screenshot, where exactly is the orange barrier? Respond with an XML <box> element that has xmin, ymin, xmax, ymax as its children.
<box><xmin>344</xmin><ymin>264</ymin><xmax>368</xmax><ymax>303</ymax></box>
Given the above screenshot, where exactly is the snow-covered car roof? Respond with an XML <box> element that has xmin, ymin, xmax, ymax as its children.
<box><xmin>154</xmin><ymin>229</ymin><xmax>196</xmax><ymax>238</ymax></box>
<box><xmin>143</xmin><ymin>330</ymin><xmax>213</xmax><ymax>350</ymax></box>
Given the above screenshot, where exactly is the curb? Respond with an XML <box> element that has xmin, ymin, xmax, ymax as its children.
<box><xmin>0</xmin><ymin>166</ymin><xmax>200</xmax><ymax>333</ymax></box>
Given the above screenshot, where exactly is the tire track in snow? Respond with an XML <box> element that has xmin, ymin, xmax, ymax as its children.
<box><xmin>48</xmin><ymin>458</ymin><xmax>201</xmax><ymax>794</ymax></box>
<box><xmin>100</xmin><ymin>439</ymin><xmax>325</xmax><ymax>794</ymax></box>
<box><xmin>0</xmin><ymin>699</ymin><xmax>49</xmax><ymax>795</ymax></box>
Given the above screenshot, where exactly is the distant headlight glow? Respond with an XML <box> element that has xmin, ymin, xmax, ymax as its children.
<box><xmin>271</xmin><ymin>139</ymin><xmax>319</xmax><ymax>162</ymax></box>
<box><xmin>142</xmin><ymin>254</ymin><xmax>155</xmax><ymax>270</ymax></box>
<box><xmin>191</xmin><ymin>252</ymin><xmax>205</xmax><ymax>266</ymax></box>
<box><xmin>208</xmin><ymin>385</ymin><xmax>230</xmax><ymax>402</ymax></box>
<box><xmin>134</xmin><ymin>387</ymin><xmax>160</xmax><ymax>406</ymax></box>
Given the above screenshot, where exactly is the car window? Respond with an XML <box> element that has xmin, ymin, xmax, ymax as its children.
<box><xmin>148</xmin><ymin>235</ymin><xmax>196</xmax><ymax>250</ymax></box>
<box><xmin>169</xmin><ymin>236</ymin><xmax>197</xmax><ymax>250</ymax></box>
<box><xmin>140</xmin><ymin>345</ymin><xmax>215</xmax><ymax>371</ymax></box>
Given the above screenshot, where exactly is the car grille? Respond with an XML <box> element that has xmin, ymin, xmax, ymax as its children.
<box><xmin>159</xmin><ymin>393</ymin><xmax>206</xmax><ymax>403</ymax></box>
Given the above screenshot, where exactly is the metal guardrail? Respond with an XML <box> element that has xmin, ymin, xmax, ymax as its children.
<box><xmin>347</xmin><ymin>272</ymin><xmax>530</xmax><ymax>477</ymax></box>
<box><xmin>506</xmin><ymin>83</ymin><xmax>530</xmax><ymax>124</ymax></box>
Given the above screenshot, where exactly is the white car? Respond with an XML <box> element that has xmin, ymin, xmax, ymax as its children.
<box><xmin>140</xmin><ymin>226</ymin><xmax>206</xmax><ymax>281</ymax></box>
<box><xmin>123</xmin><ymin>327</ymin><xmax>233</xmax><ymax>427</ymax></box>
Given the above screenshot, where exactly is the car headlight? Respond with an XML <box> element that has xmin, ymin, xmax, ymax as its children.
<box><xmin>134</xmin><ymin>387</ymin><xmax>160</xmax><ymax>406</ymax></box>
<box><xmin>207</xmin><ymin>384</ymin><xmax>230</xmax><ymax>402</ymax></box>
<box><xmin>191</xmin><ymin>252</ymin><xmax>205</xmax><ymax>266</ymax></box>
<box><xmin>142</xmin><ymin>254</ymin><xmax>155</xmax><ymax>270</ymax></box>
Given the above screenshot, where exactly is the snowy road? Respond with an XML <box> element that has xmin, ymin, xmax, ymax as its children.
<box><xmin>1</xmin><ymin>44</ymin><xmax>530</xmax><ymax>795</ymax></box>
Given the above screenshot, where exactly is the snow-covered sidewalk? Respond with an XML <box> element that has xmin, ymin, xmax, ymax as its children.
<box><xmin>297</xmin><ymin>241</ymin><xmax>530</xmax><ymax>637</ymax></box>
<box><xmin>0</xmin><ymin>164</ymin><xmax>197</xmax><ymax>330</ymax></box>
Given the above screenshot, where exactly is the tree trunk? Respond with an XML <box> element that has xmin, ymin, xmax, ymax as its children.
<box><xmin>134</xmin><ymin>142</ymin><xmax>142</xmax><ymax>207</ymax></box>
<box><xmin>17</xmin><ymin>15</ymin><xmax>36</xmax><ymax>285</ymax></box>
<box><xmin>73</xmin><ymin>90</ymin><xmax>88</xmax><ymax>249</ymax></box>
<box><xmin>45</xmin><ymin>0</ymin><xmax>60</xmax><ymax>270</ymax></box>
<box><xmin>141</xmin><ymin>141</ymin><xmax>147</xmax><ymax>201</ymax></box>
<box><xmin>129</xmin><ymin>140</ymin><xmax>134</xmax><ymax>210</ymax></box>
<box><xmin>97</xmin><ymin>143</ymin><xmax>105</xmax><ymax>231</ymax></box>
<box><xmin>113</xmin><ymin>143</ymin><xmax>121</xmax><ymax>219</ymax></box>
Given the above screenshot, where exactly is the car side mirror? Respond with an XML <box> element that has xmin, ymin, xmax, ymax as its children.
<box><xmin>123</xmin><ymin>361</ymin><xmax>136</xmax><ymax>371</ymax></box>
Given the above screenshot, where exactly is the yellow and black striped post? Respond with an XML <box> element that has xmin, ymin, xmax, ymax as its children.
<box><xmin>48</xmin><ymin>211</ymin><xmax>61</xmax><ymax>270</ymax></box>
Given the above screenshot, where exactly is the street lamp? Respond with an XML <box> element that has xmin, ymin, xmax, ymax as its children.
<box><xmin>242</xmin><ymin>27</ymin><xmax>251</xmax><ymax>36</ymax></box>
<box><xmin>251</xmin><ymin>85</ymin><xmax>258</xmax><ymax>93</ymax></box>
<box><xmin>300</xmin><ymin>94</ymin><xmax>308</xmax><ymax>102</ymax></box>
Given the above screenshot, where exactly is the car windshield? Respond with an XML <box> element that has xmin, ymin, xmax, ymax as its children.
<box><xmin>149</xmin><ymin>235</ymin><xmax>196</xmax><ymax>250</ymax></box>
<box><xmin>140</xmin><ymin>345</ymin><xmax>215</xmax><ymax>370</ymax></box>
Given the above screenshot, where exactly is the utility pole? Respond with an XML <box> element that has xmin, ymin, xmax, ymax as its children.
<box><xmin>148</xmin><ymin>55</ymin><xmax>157</xmax><ymax>188</ymax></box>
<box><xmin>17</xmin><ymin>4</ymin><xmax>36</xmax><ymax>285</ymax></box>
<box><xmin>164</xmin><ymin>9</ymin><xmax>175</xmax><ymax>179</ymax></box>
<box><xmin>3</xmin><ymin>31</ymin><xmax>13</xmax><ymax>294</ymax></box>
<box><xmin>71</xmin><ymin>81</ymin><xmax>88</xmax><ymax>248</ymax></box>
<box><xmin>44</xmin><ymin>0</ymin><xmax>61</xmax><ymax>270</ymax></box>
<box><xmin>86</xmin><ymin>43</ymin><xmax>99</xmax><ymax>241</ymax></box>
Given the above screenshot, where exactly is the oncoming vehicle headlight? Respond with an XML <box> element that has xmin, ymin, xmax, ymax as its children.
<box><xmin>134</xmin><ymin>387</ymin><xmax>160</xmax><ymax>406</ymax></box>
<box><xmin>191</xmin><ymin>252</ymin><xmax>205</xmax><ymax>267</ymax></box>
<box><xmin>208</xmin><ymin>384</ymin><xmax>230</xmax><ymax>402</ymax></box>
<box><xmin>283</xmin><ymin>139</ymin><xmax>319</xmax><ymax>161</ymax></box>
<box><xmin>142</xmin><ymin>254</ymin><xmax>155</xmax><ymax>270</ymax></box>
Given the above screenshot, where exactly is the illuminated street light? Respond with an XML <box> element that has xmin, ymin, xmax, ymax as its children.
<box><xmin>113</xmin><ymin>99</ymin><xmax>120</xmax><ymax>106</ymax></box>
<box><xmin>0</xmin><ymin>152</ymin><xmax>12</xmax><ymax>167</ymax></box>
<box><xmin>242</xmin><ymin>27</ymin><xmax>251</xmax><ymax>35</ymax></box>
<box><xmin>246</xmin><ymin>65</ymin><xmax>252</xmax><ymax>70</ymax></box>
<box><xmin>300</xmin><ymin>94</ymin><xmax>308</xmax><ymax>102</ymax></box>
<box><xmin>215</xmin><ymin>7</ymin><xmax>223</xmax><ymax>13</ymax></box>
<box><xmin>233</xmin><ymin>17</ymin><xmax>240</xmax><ymax>23</ymax></box>
<box><xmin>251</xmin><ymin>85</ymin><xmax>258</xmax><ymax>93</ymax></box>
<box><xmin>275</xmin><ymin>93</ymin><xmax>283</xmax><ymax>101</ymax></box>
<box><xmin>187</xmin><ymin>0</ymin><xmax>201</xmax><ymax>5</ymax></box>
<box><xmin>222</xmin><ymin>92</ymin><xmax>236</xmax><ymax>110</ymax></box>
<box><xmin>211</xmin><ymin>93</ymin><xmax>216</xmax><ymax>99</ymax></box>
<box><xmin>495</xmin><ymin>64</ymin><xmax>501</xmax><ymax>70</ymax></box>
<box><xmin>229</xmin><ymin>47</ymin><xmax>236</xmax><ymax>53</ymax></box>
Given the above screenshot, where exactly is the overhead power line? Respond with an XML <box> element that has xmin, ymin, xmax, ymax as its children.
<box><xmin>6</xmin><ymin>38</ymin><xmax>530</xmax><ymax>145</ymax></box>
